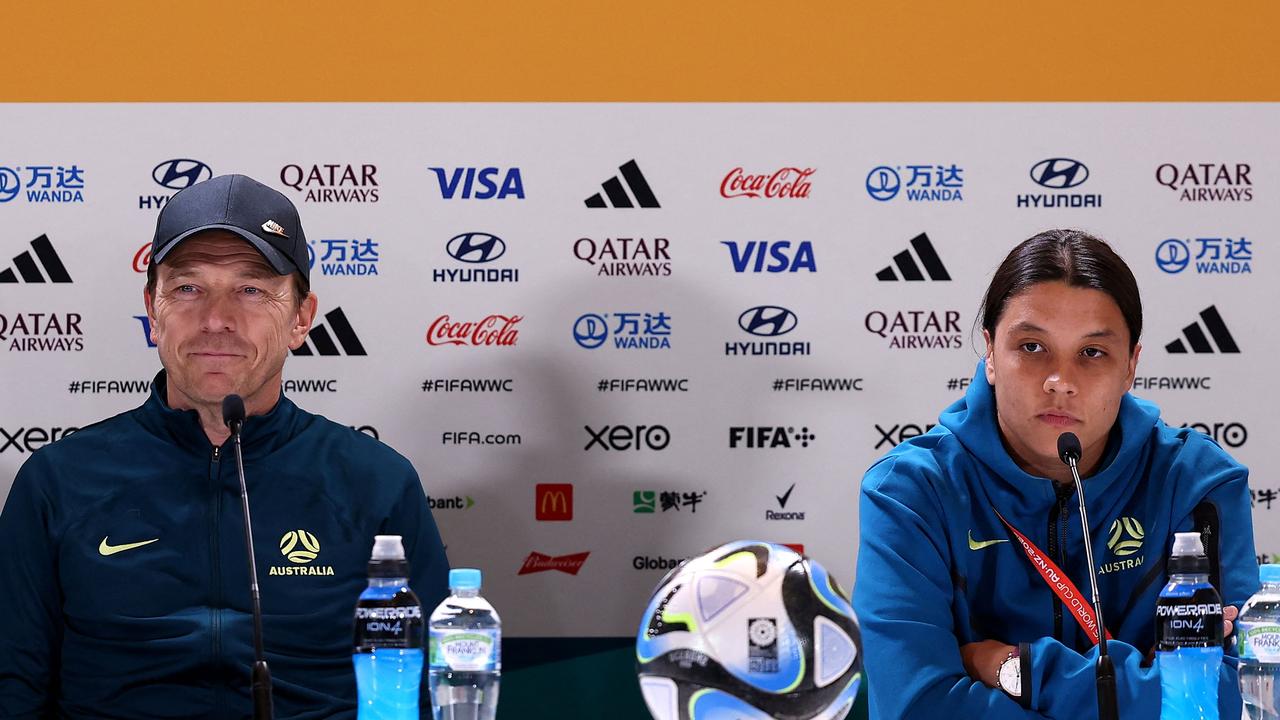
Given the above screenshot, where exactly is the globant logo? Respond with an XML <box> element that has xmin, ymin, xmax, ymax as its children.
<box><xmin>1017</xmin><ymin>158</ymin><xmax>1101</xmax><ymax>209</ymax></box>
<box><xmin>1155</xmin><ymin>163</ymin><xmax>1252</xmax><ymax>202</ymax></box>
<box><xmin>865</xmin><ymin>164</ymin><xmax>963</xmax><ymax>202</ymax></box>
<box><xmin>308</xmin><ymin>238</ymin><xmax>380</xmax><ymax>277</ymax></box>
<box><xmin>1155</xmin><ymin>237</ymin><xmax>1251</xmax><ymax>275</ymax></box>
<box><xmin>864</xmin><ymin>310</ymin><xmax>963</xmax><ymax>350</ymax></box>
<box><xmin>518</xmin><ymin>551</ymin><xmax>590</xmax><ymax>576</ymax></box>
<box><xmin>435</xmin><ymin>232</ymin><xmax>519</xmax><ymax>283</ymax></box>
<box><xmin>430</xmin><ymin>167</ymin><xmax>524</xmax><ymax>199</ymax></box>
<box><xmin>729</xmin><ymin>426</ymin><xmax>816</xmax><ymax>449</ymax></box>
<box><xmin>720</xmin><ymin>167</ymin><xmax>814</xmax><ymax>199</ymax></box>
<box><xmin>280</xmin><ymin>164</ymin><xmax>379</xmax><ymax>203</ymax></box>
<box><xmin>0</xmin><ymin>165</ymin><xmax>85</xmax><ymax>204</ymax></box>
<box><xmin>722</xmin><ymin>241</ymin><xmax>816</xmax><ymax>273</ymax></box>
<box><xmin>573</xmin><ymin>312</ymin><xmax>671</xmax><ymax>350</ymax></box>
<box><xmin>0</xmin><ymin>312</ymin><xmax>84</xmax><ymax>352</ymax></box>
<box><xmin>140</xmin><ymin>159</ymin><xmax>213</xmax><ymax>210</ymax></box>
<box><xmin>427</xmin><ymin>314</ymin><xmax>522</xmax><ymax>347</ymax></box>
<box><xmin>428</xmin><ymin>495</ymin><xmax>476</xmax><ymax>511</ymax></box>
<box><xmin>633</xmin><ymin>555</ymin><xmax>688</xmax><ymax>571</ymax></box>
<box><xmin>573</xmin><ymin>237</ymin><xmax>671</xmax><ymax>277</ymax></box>
<box><xmin>726</xmin><ymin>305</ymin><xmax>810</xmax><ymax>357</ymax></box>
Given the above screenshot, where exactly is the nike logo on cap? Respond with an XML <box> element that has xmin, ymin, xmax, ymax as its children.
<box><xmin>261</xmin><ymin>220</ymin><xmax>288</xmax><ymax>238</ymax></box>
<box><xmin>99</xmin><ymin>537</ymin><xmax>159</xmax><ymax>556</ymax></box>
<box><xmin>968</xmin><ymin>530</ymin><xmax>1009</xmax><ymax>551</ymax></box>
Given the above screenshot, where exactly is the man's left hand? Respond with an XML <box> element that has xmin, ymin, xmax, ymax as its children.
<box><xmin>960</xmin><ymin>639</ymin><xmax>1016</xmax><ymax>688</ymax></box>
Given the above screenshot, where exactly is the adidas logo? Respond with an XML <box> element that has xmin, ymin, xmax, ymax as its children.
<box><xmin>1165</xmin><ymin>305</ymin><xmax>1239</xmax><ymax>354</ymax></box>
<box><xmin>293</xmin><ymin>307</ymin><xmax>367</xmax><ymax>356</ymax></box>
<box><xmin>0</xmin><ymin>234</ymin><xmax>72</xmax><ymax>283</ymax></box>
<box><xmin>584</xmin><ymin>159</ymin><xmax>660</xmax><ymax>209</ymax></box>
<box><xmin>875</xmin><ymin>232</ymin><xmax>951</xmax><ymax>281</ymax></box>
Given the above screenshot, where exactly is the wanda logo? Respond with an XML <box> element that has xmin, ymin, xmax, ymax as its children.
<box><xmin>426</xmin><ymin>314</ymin><xmax>522</xmax><ymax>347</ymax></box>
<box><xmin>720</xmin><ymin>167</ymin><xmax>814</xmax><ymax>199</ymax></box>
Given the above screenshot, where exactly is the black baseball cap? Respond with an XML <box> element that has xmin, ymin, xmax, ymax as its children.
<box><xmin>151</xmin><ymin>173</ymin><xmax>309</xmax><ymax>283</ymax></box>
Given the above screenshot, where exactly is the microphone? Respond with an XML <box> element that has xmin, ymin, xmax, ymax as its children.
<box><xmin>222</xmin><ymin>394</ymin><xmax>273</xmax><ymax>720</ymax></box>
<box><xmin>1058</xmin><ymin>431</ymin><xmax>1118</xmax><ymax>720</ymax></box>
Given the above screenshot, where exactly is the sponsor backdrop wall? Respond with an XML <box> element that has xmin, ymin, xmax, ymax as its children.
<box><xmin>1</xmin><ymin>102</ymin><xmax>1275</xmax><ymax>716</ymax></box>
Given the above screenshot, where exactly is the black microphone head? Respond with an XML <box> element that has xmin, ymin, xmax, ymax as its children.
<box><xmin>222</xmin><ymin>394</ymin><xmax>246</xmax><ymax>430</ymax></box>
<box><xmin>1057</xmin><ymin>432</ymin><xmax>1082</xmax><ymax>465</ymax></box>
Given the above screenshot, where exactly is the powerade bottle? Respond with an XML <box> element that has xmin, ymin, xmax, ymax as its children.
<box><xmin>1239</xmin><ymin>564</ymin><xmax>1280</xmax><ymax>720</ymax></box>
<box><xmin>353</xmin><ymin>535</ymin><xmax>425</xmax><ymax>720</ymax></box>
<box><xmin>1157</xmin><ymin>531</ymin><xmax>1224</xmax><ymax>720</ymax></box>
<box><xmin>429</xmin><ymin>568</ymin><xmax>501</xmax><ymax>720</ymax></box>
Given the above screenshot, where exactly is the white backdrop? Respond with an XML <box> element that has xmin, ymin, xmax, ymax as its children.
<box><xmin>0</xmin><ymin>103</ymin><xmax>1274</xmax><ymax>638</ymax></box>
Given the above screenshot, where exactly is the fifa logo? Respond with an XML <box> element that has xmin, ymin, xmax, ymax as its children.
<box><xmin>279</xmin><ymin>529</ymin><xmax>321</xmax><ymax>564</ymax></box>
<box><xmin>1107</xmin><ymin>517</ymin><xmax>1145</xmax><ymax>557</ymax></box>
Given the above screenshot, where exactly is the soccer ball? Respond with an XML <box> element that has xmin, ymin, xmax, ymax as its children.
<box><xmin>636</xmin><ymin>541</ymin><xmax>862</xmax><ymax>720</ymax></box>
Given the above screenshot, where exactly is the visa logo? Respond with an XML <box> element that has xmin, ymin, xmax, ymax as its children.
<box><xmin>721</xmin><ymin>241</ymin><xmax>816</xmax><ymax>273</ymax></box>
<box><xmin>429</xmin><ymin>167</ymin><xmax>525</xmax><ymax>199</ymax></box>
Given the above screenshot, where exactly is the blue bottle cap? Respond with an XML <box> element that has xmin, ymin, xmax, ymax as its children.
<box><xmin>1261</xmin><ymin>564</ymin><xmax>1280</xmax><ymax>584</ymax></box>
<box><xmin>449</xmin><ymin>568</ymin><xmax>482</xmax><ymax>591</ymax></box>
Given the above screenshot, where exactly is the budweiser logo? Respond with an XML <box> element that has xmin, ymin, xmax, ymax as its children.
<box><xmin>133</xmin><ymin>242</ymin><xmax>152</xmax><ymax>273</ymax></box>
<box><xmin>518</xmin><ymin>551</ymin><xmax>590</xmax><ymax>575</ymax></box>
<box><xmin>720</xmin><ymin>167</ymin><xmax>815</xmax><ymax>199</ymax></box>
<box><xmin>427</xmin><ymin>314</ymin><xmax>522</xmax><ymax>347</ymax></box>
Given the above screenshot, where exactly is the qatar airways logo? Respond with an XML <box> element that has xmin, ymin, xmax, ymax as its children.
<box><xmin>426</xmin><ymin>314</ymin><xmax>522</xmax><ymax>347</ymax></box>
<box><xmin>720</xmin><ymin>167</ymin><xmax>814</xmax><ymax>199</ymax></box>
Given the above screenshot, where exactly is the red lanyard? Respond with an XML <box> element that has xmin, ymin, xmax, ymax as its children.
<box><xmin>992</xmin><ymin>507</ymin><xmax>1114</xmax><ymax>644</ymax></box>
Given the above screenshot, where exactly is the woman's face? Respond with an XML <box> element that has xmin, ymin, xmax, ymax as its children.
<box><xmin>984</xmin><ymin>281</ymin><xmax>1141</xmax><ymax>480</ymax></box>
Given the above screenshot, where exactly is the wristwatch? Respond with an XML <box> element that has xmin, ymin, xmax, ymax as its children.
<box><xmin>997</xmin><ymin>647</ymin><xmax>1022</xmax><ymax>698</ymax></box>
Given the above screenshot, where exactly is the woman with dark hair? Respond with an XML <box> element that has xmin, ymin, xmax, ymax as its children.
<box><xmin>853</xmin><ymin>229</ymin><xmax>1258</xmax><ymax>718</ymax></box>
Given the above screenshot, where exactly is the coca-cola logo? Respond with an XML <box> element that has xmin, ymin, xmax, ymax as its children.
<box><xmin>720</xmin><ymin>167</ymin><xmax>815</xmax><ymax>199</ymax></box>
<box><xmin>518</xmin><ymin>551</ymin><xmax>590</xmax><ymax>576</ymax></box>
<box><xmin>133</xmin><ymin>242</ymin><xmax>152</xmax><ymax>273</ymax></box>
<box><xmin>426</xmin><ymin>314</ymin><xmax>522</xmax><ymax>347</ymax></box>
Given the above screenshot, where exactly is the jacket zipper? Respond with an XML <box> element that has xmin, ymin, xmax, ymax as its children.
<box><xmin>210</xmin><ymin>445</ymin><xmax>223</xmax><ymax>708</ymax></box>
<box><xmin>1046</xmin><ymin>490</ymin><xmax>1068</xmax><ymax>642</ymax></box>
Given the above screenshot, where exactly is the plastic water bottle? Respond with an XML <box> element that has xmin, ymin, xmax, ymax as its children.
<box><xmin>353</xmin><ymin>535</ymin><xmax>425</xmax><ymax>720</ymax></box>
<box><xmin>429</xmin><ymin>568</ymin><xmax>501</xmax><ymax>720</ymax></box>
<box><xmin>1239</xmin><ymin>564</ymin><xmax>1280</xmax><ymax>720</ymax></box>
<box><xmin>1157</xmin><ymin>531</ymin><xmax>1223</xmax><ymax>720</ymax></box>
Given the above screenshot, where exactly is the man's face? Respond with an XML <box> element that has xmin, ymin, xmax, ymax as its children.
<box><xmin>144</xmin><ymin>230</ymin><xmax>316</xmax><ymax>412</ymax></box>
<box><xmin>984</xmin><ymin>281</ymin><xmax>1140</xmax><ymax>476</ymax></box>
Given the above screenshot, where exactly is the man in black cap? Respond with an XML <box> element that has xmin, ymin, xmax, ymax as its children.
<box><xmin>0</xmin><ymin>174</ymin><xmax>450</xmax><ymax>718</ymax></box>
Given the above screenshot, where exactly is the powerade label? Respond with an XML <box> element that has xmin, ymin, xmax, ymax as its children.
<box><xmin>1156</xmin><ymin>583</ymin><xmax>1223</xmax><ymax>650</ymax></box>
<box><xmin>353</xmin><ymin>602</ymin><xmax>424</xmax><ymax>651</ymax></box>
<box><xmin>1237</xmin><ymin>622</ymin><xmax>1280</xmax><ymax>662</ymax></box>
<box><xmin>430</xmin><ymin>628</ymin><xmax>499</xmax><ymax>672</ymax></box>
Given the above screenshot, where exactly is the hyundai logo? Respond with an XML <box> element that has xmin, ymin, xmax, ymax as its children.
<box><xmin>573</xmin><ymin>313</ymin><xmax>609</xmax><ymax>349</ymax></box>
<box><xmin>738</xmin><ymin>306</ymin><xmax>798</xmax><ymax>337</ymax></box>
<box><xmin>1030</xmin><ymin>158</ymin><xmax>1089</xmax><ymax>189</ymax></box>
<box><xmin>865</xmin><ymin>166</ymin><xmax>900</xmax><ymax>201</ymax></box>
<box><xmin>152</xmin><ymin>159</ymin><xmax>212</xmax><ymax>190</ymax></box>
<box><xmin>446</xmin><ymin>232</ymin><xmax>507</xmax><ymax>264</ymax></box>
<box><xmin>1155</xmin><ymin>239</ymin><xmax>1191</xmax><ymax>274</ymax></box>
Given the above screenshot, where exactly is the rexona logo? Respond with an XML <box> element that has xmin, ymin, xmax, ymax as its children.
<box><xmin>874</xmin><ymin>422</ymin><xmax>937</xmax><ymax>449</ymax></box>
<box><xmin>435</xmin><ymin>232</ymin><xmax>518</xmax><ymax>283</ymax></box>
<box><xmin>584</xmin><ymin>424</ymin><xmax>671</xmax><ymax>452</ymax></box>
<box><xmin>0</xmin><ymin>425</ymin><xmax>79</xmax><ymax>454</ymax></box>
<box><xmin>726</xmin><ymin>306</ymin><xmax>810</xmax><ymax>357</ymax></box>
<box><xmin>0</xmin><ymin>164</ymin><xmax>85</xmax><ymax>204</ymax></box>
<box><xmin>0</xmin><ymin>234</ymin><xmax>72</xmax><ymax>283</ymax></box>
<box><xmin>535</xmin><ymin>484</ymin><xmax>573</xmax><ymax>522</ymax></box>
<box><xmin>292</xmin><ymin>307</ymin><xmax>368</xmax><ymax>356</ymax></box>
<box><xmin>1179</xmin><ymin>421</ymin><xmax>1247</xmax><ymax>448</ymax></box>
<box><xmin>1155</xmin><ymin>237</ymin><xmax>1251</xmax><ymax>275</ymax></box>
<box><xmin>308</xmin><ymin>238</ymin><xmax>380</xmax><ymax>277</ymax></box>
<box><xmin>0</xmin><ymin>312</ymin><xmax>83</xmax><ymax>352</ymax></box>
<box><xmin>864</xmin><ymin>310</ymin><xmax>962</xmax><ymax>350</ymax></box>
<box><xmin>429</xmin><ymin>167</ymin><xmax>524</xmax><ymax>199</ymax></box>
<box><xmin>584</xmin><ymin>159</ymin><xmax>660</xmax><ymax>209</ymax></box>
<box><xmin>1017</xmin><ymin>157</ymin><xmax>1101</xmax><ymax>209</ymax></box>
<box><xmin>865</xmin><ymin>164</ymin><xmax>964</xmax><ymax>202</ymax></box>
<box><xmin>518</xmin><ymin>551</ymin><xmax>590</xmax><ymax>576</ymax></box>
<box><xmin>1156</xmin><ymin>163</ymin><xmax>1252</xmax><ymax>202</ymax></box>
<box><xmin>720</xmin><ymin>167</ymin><xmax>814</xmax><ymax>199</ymax></box>
<box><xmin>729</xmin><ymin>426</ymin><xmax>816</xmax><ymax>449</ymax></box>
<box><xmin>722</xmin><ymin>241</ymin><xmax>816</xmax><ymax>273</ymax></box>
<box><xmin>1165</xmin><ymin>305</ymin><xmax>1239</xmax><ymax>354</ymax></box>
<box><xmin>428</xmin><ymin>495</ymin><xmax>476</xmax><ymax>511</ymax></box>
<box><xmin>271</xmin><ymin>529</ymin><xmax>335</xmax><ymax>576</ymax></box>
<box><xmin>280</xmin><ymin>164</ymin><xmax>379</xmax><ymax>203</ymax></box>
<box><xmin>139</xmin><ymin>159</ymin><xmax>213</xmax><ymax>210</ymax></box>
<box><xmin>875</xmin><ymin>233</ymin><xmax>950</xmax><ymax>281</ymax></box>
<box><xmin>573</xmin><ymin>312</ymin><xmax>671</xmax><ymax>350</ymax></box>
<box><xmin>426</xmin><ymin>314</ymin><xmax>522</xmax><ymax>347</ymax></box>
<box><xmin>573</xmin><ymin>237</ymin><xmax>671</xmax><ymax>277</ymax></box>
<box><xmin>767</xmin><ymin>483</ymin><xmax>805</xmax><ymax>521</ymax></box>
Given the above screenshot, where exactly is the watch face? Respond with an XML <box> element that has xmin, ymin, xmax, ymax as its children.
<box><xmin>999</xmin><ymin>657</ymin><xmax>1021</xmax><ymax>697</ymax></box>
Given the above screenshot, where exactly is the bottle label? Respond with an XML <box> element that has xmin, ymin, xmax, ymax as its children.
<box><xmin>354</xmin><ymin>604</ymin><xmax>424</xmax><ymax>650</ymax></box>
<box><xmin>1237</xmin><ymin>622</ymin><xmax>1280</xmax><ymax>662</ymax></box>
<box><xmin>1156</xmin><ymin>584</ymin><xmax>1223</xmax><ymax>650</ymax></box>
<box><xmin>430</xmin><ymin>628</ymin><xmax>499</xmax><ymax>672</ymax></box>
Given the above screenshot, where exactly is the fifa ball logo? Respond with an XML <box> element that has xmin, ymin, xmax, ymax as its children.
<box><xmin>279</xmin><ymin>530</ymin><xmax>321</xmax><ymax>564</ymax></box>
<box><xmin>1107</xmin><ymin>517</ymin><xmax>1145</xmax><ymax>557</ymax></box>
